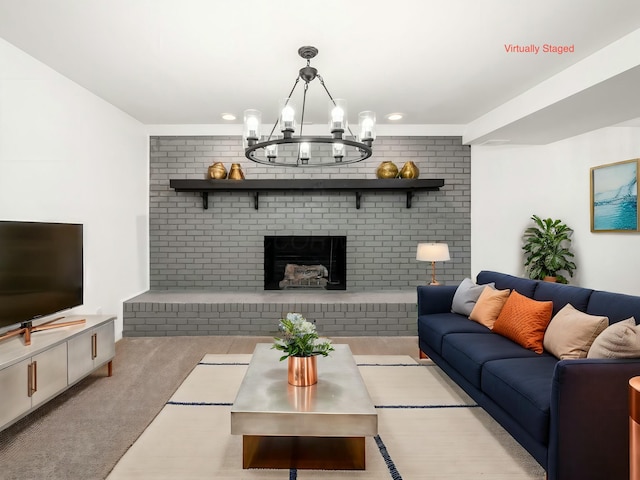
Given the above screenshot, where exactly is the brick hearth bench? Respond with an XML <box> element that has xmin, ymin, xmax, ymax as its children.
<box><xmin>123</xmin><ymin>290</ymin><xmax>416</xmax><ymax>337</ymax></box>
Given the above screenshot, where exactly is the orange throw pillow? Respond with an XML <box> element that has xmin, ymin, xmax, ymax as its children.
<box><xmin>468</xmin><ymin>286</ymin><xmax>511</xmax><ymax>329</ymax></box>
<box><xmin>492</xmin><ymin>291</ymin><xmax>553</xmax><ymax>354</ymax></box>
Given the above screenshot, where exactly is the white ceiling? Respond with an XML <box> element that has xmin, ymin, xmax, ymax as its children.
<box><xmin>1</xmin><ymin>0</ymin><xmax>639</xmax><ymax>144</ymax></box>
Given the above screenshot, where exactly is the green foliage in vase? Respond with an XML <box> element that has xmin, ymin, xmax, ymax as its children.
<box><xmin>272</xmin><ymin>313</ymin><xmax>335</xmax><ymax>361</ymax></box>
<box><xmin>522</xmin><ymin>214</ymin><xmax>577</xmax><ymax>284</ymax></box>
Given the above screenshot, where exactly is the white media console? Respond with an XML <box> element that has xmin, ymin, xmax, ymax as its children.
<box><xmin>0</xmin><ymin>315</ymin><xmax>115</xmax><ymax>432</ymax></box>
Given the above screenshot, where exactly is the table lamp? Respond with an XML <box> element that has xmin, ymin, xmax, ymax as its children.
<box><xmin>416</xmin><ymin>242</ymin><xmax>450</xmax><ymax>285</ymax></box>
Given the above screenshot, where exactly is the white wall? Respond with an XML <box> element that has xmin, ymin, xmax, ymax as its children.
<box><xmin>471</xmin><ymin>126</ymin><xmax>640</xmax><ymax>295</ymax></box>
<box><xmin>0</xmin><ymin>38</ymin><xmax>149</xmax><ymax>338</ymax></box>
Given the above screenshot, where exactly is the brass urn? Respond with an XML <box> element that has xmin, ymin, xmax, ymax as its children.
<box><xmin>207</xmin><ymin>162</ymin><xmax>227</xmax><ymax>180</ymax></box>
<box><xmin>228</xmin><ymin>163</ymin><xmax>245</xmax><ymax>180</ymax></box>
<box><xmin>399</xmin><ymin>161</ymin><xmax>420</xmax><ymax>179</ymax></box>
<box><xmin>376</xmin><ymin>161</ymin><xmax>399</xmax><ymax>179</ymax></box>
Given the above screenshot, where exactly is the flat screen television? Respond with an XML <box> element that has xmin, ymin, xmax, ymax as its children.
<box><xmin>0</xmin><ymin>221</ymin><xmax>83</xmax><ymax>331</ymax></box>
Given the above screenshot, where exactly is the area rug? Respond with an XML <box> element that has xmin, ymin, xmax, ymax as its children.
<box><xmin>106</xmin><ymin>353</ymin><xmax>546</xmax><ymax>479</ymax></box>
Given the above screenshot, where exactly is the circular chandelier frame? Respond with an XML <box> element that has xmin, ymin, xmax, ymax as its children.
<box><xmin>245</xmin><ymin>136</ymin><xmax>373</xmax><ymax>167</ymax></box>
<box><xmin>243</xmin><ymin>46</ymin><xmax>376</xmax><ymax>167</ymax></box>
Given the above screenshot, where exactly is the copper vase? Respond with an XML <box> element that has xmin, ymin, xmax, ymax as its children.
<box><xmin>399</xmin><ymin>161</ymin><xmax>420</xmax><ymax>179</ymax></box>
<box><xmin>376</xmin><ymin>161</ymin><xmax>399</xmax><ymax>179</ymax></box>
<box><xmin>207</xmin><ymin>162</ymin><xmax>227</xmax><ymax>179</ymax></box>
<box><xmin>287</xmin><ymin>355</ymin><xmax>318</xmax><ymax>387</ymax></box>
<box><xmin>228</xmin><ymin>163</ymin><xmax>245</xmax><ymax>180</ymax></box>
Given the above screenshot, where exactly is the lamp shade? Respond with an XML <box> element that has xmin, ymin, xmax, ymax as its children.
<box><xmin>416</xmin><ymin>243</ymin><xmax>450</xmax><ymax>262</ymax></box>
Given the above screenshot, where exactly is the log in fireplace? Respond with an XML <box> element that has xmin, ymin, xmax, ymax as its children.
<box><xmin>264</xmin><ymin>236</ymin><xmax>346</xmax><ymax>290</ymax></box>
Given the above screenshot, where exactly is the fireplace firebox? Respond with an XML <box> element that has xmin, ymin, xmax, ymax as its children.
<box><xmin>264</xmin><ymin>236</ymin><xmax>346</xmax><ymax>290</ymax></box>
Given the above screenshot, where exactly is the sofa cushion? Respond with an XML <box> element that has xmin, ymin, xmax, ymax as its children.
<box><xmin>418</xmin><ymin>313</ymin><xmax>490</xmax><ymax>356</ymax></box>
<box><xmin>482</xmin><ymin>356</ymin><xmax>557</xmax><ymax>444</ymax></box>
<box><xmin>533</xmin><ymin>281</ymin><xmax>593</xmax><ymax>316</ymax></box>
<box><xmin>476</xmin><ymin>270</ymin><xmax>538</xmax><ymax>298</ymax></box>
<box><xmin>543</xmin><ymin>304</ymin><xmax>608</xmax><ymax>359</ymax></box>
<box><xmin>451</xmin><ymin>278</ymin><xmax>495</xmax><ymax>316</ymax></box>
<box><xmin>442</xmin><ymin>333</ymin><xmax>540</xmax><ymax>388</ymax></box>
<box><xmin>587</xmin><ymin>290</ymin><xmax>640</xmax><ymax>323</ymax></box>
<box><xmin>468</xmin><ymin>287</ymin><xmax>510</xmax><ymax>329</ymax></box>
<box><xmin>587</xmin><ymin>317</ymin><xmax>640</xmax><ymax>359</ymax></box>
<box><xmin>492</xmin><ymin>291</ymin><xmax>553</xmax><ymax>354</ymax></box>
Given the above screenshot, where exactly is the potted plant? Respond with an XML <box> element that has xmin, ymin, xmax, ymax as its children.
<box><xmin>522</xmin><ymin>215</ymin><xmax>576</xmax><ymax>284</ymax></box>
<box><xmin>272</xmin><ymin>313</ymin><xmax>334</xmax><ymax>386</ymax></box>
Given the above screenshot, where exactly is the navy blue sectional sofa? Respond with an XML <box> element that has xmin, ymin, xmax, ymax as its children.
<box><xmin>417</xmin><ymin>270</ymin><xmax>640</xmax><ymax>480</ymax></box>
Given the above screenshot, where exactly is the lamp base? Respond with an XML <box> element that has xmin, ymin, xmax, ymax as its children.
<box><xmin>429</xmin><ymin>261</ymin><xmax>442</xmax><ymax>286</ymax></box>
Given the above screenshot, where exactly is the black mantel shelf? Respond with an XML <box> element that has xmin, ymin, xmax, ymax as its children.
<box><xmin>169</xmin><ymin>178</ymin><xmax>445</xmax><ymax>210</ymax></box>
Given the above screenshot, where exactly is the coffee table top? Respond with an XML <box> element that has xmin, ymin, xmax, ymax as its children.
<box><xmin>231</xmin><ymin>343</ymin><xmax>377</xmax><ymax>437</ymax></box>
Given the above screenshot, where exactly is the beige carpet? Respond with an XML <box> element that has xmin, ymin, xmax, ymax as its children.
<box><xmin>107</xmin><ymin>354</ymin><xmax>546</xmax><ymax>479</ymax></box>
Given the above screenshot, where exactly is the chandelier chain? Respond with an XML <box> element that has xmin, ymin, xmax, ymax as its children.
<box><xmin>267</xmin><ymin>76</ymin><xmax>301</xmax><ymax>141</ymax></box>
<box><xmin>300</xmin><ymin>82</ymin><xmax>309</xmax><ymax>138</ymax></box>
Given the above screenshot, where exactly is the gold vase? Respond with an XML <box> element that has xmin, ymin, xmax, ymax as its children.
<box><xmin>207</xmin><ymin>162</ymin><xmax>227</xmax><ymax>179</ymax></box>
<box><xmin>228</xmin><ymin>163</ymin><xmax>245</xmax><ymax>180</ymax></box>
<box><xmin>287</xmin><ymin>355</ymin><xmax>318</xmax><ymax>387</ymax></box>
<box><xmin>376</xmin><ymin>161</ymin><xmax>399</xmax><ymax>179</ymax></box>
<box><xmin>399</xmin><ymin>161</ymin><xmax>419</xmax><ymax>179</ymax></box>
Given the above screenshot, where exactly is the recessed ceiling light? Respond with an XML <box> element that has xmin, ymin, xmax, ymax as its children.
<box><xmin>386</xmin><ymin>113</ymin><xmax>403</xmax><ymax>121</ymax></box>
<box><xmin>221</xmin><ymin>113</ymin><xmax>236</xmax><ymax>121</ymax></box>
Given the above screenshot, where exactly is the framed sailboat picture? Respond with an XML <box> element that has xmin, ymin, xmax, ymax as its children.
<box><xmin>590</xmin><ymin>159</ymin><xmax>639</xmax><ymax>232</ymax></box>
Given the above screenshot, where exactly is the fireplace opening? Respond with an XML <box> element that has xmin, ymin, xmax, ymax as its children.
<box><xmin>264</xmin><ymin>236</ymin><xmax>346</xmax><ymax>290</ymax></box>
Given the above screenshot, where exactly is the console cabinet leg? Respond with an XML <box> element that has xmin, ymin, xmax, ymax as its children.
<box><xmin>107</xmin><ymin>360</ymin><xmax>113</xmax><ymax>377</ymax></box>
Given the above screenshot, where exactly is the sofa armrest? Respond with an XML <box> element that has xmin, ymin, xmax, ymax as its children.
<box><xmin>417</xmin><ymin>285</ymin><xmax>457</xmax><ymax>315</ymax></box>
<box><xmin>548</xmin><ymin>359</ymin><xmax>640</xmax><ymax>480</ymax></box>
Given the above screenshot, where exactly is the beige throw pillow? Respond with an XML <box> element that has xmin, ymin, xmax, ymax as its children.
<box><xmin>468</xmin><ymin>286</ymin><xmax>510</xmax><ymax>329</ymax></box>
<box><xmin>543</xmin><ymin>304</ymin><xmax>608</xmax><ymax>359</ymax></box>
<box><xmin>587</xmin><ymin>317</ymin><xmax>640</xmax><ymax>359</ymax></box>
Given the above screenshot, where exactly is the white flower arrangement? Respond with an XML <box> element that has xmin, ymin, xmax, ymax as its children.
<box><xmin>272</xmin><ymin>312</ymin><xmax>334</xmax><ymax>361</ymax></box>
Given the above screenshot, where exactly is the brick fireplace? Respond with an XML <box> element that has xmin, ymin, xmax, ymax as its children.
<box><xmin>148</xmin><ymin>135</ymin><xmax>470</xmax><ymax>291</ymax></box>
<box><xmin>123</xmin><ymin>135</ymin><xmax>471</xmax><ymax>337</ymax></box>
<box><xmin>264</xmin><ymin>235</ymin><xmax>347</xmax><ymax>290</ymax></box>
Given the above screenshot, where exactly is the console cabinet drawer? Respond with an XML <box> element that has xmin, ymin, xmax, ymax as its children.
<box><xmin>67</xmin><ymin>322</ymin><xmax>115</xmax><ymax>385</ymax></box>
<box><xmin>0</xmin><ymin>342</ymin><xmax>67</xmax><ymax>428</ymax></box>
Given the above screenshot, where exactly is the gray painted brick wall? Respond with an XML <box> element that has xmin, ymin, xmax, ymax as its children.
<box><xmin>123</xmin><ymin>299</ymin><xmax>417</xmax><ymax>337</ymax></box>
<box><xmin>149</xmin><ymin>135</ymin><xmax>470</xmax><ymax>290</ymax></box>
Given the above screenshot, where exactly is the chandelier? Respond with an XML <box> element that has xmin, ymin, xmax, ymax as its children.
<box><xmin>243</xmin><ymin>46</ymin><xmax>376</xmax><ymax>167</ymax></box>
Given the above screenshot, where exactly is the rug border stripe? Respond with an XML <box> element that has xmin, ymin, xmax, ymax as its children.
<box><xmin>375</xmin><ymin>434</ymin><xmax>403</xmax><ymax>480</ymax></box>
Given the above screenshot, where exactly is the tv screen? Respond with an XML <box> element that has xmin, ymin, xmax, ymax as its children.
<box><xmin>0</xmin><ymin>221</ymin><xmax>83</xmax><ymax>330</ymax></box>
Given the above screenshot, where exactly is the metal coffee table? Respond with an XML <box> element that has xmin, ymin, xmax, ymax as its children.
<box><xmin>230</xmin><ymin>343</ymin><xmax>377</xmax><ymax>470</ymax></box>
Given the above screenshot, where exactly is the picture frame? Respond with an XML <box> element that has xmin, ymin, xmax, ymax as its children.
<box><xmin>590</xmin><ymin>159</ymin><xmax>639</xmax><ymax>232</ymax></box>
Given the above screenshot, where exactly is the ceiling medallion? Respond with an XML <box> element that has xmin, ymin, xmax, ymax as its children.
<box><xmin>243</xmin><ymin>46</ymin><xmax>376</xmax><ymax>167</ymax></box>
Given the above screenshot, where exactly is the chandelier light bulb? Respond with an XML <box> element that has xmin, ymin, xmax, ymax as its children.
<box><xmin>266</xmin><ymin>143</ymin><xmax>278</xmax><ymax>161</ymax></box>
<box><xmin>243</xmin><ymin>109</ymin><xmax>262</xmax><ymax>147</ymax></box>
<box><xmin>362</xmin><ymin>118</ymin><xmax>373</xmax><ymax>137</ymax></box>
<box><xmin>329</xmin><ymin>99</ymin><xmax>348</xmax><ymax>137</ymax></box>
<box><xmin>246</xmin><ymin>117</ymin><xmax>259</xmax><ymax>139</ymax></box>
<box><xmin>359</xmin><ymin>111</ymin><xmax>377</xmax><ymax>144</ymax></box>
<box><xmin>300</xmin><ymin>142</ymin><xmax>311</xmax><ymax>163</ymax></box>
<box><xmin>280</xmin><ymin>104</ymin><xmax>296</xmax><ymax>134</ymax></box>
<box><xmin>332</xmin><ymin>142</ymin><xmax>345</xmax><ymax>162</ymax></box>
<box><xmin>332</xmin><ymin>107</ymin><xmax>344</xmax><ymax>124</ymax></box>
